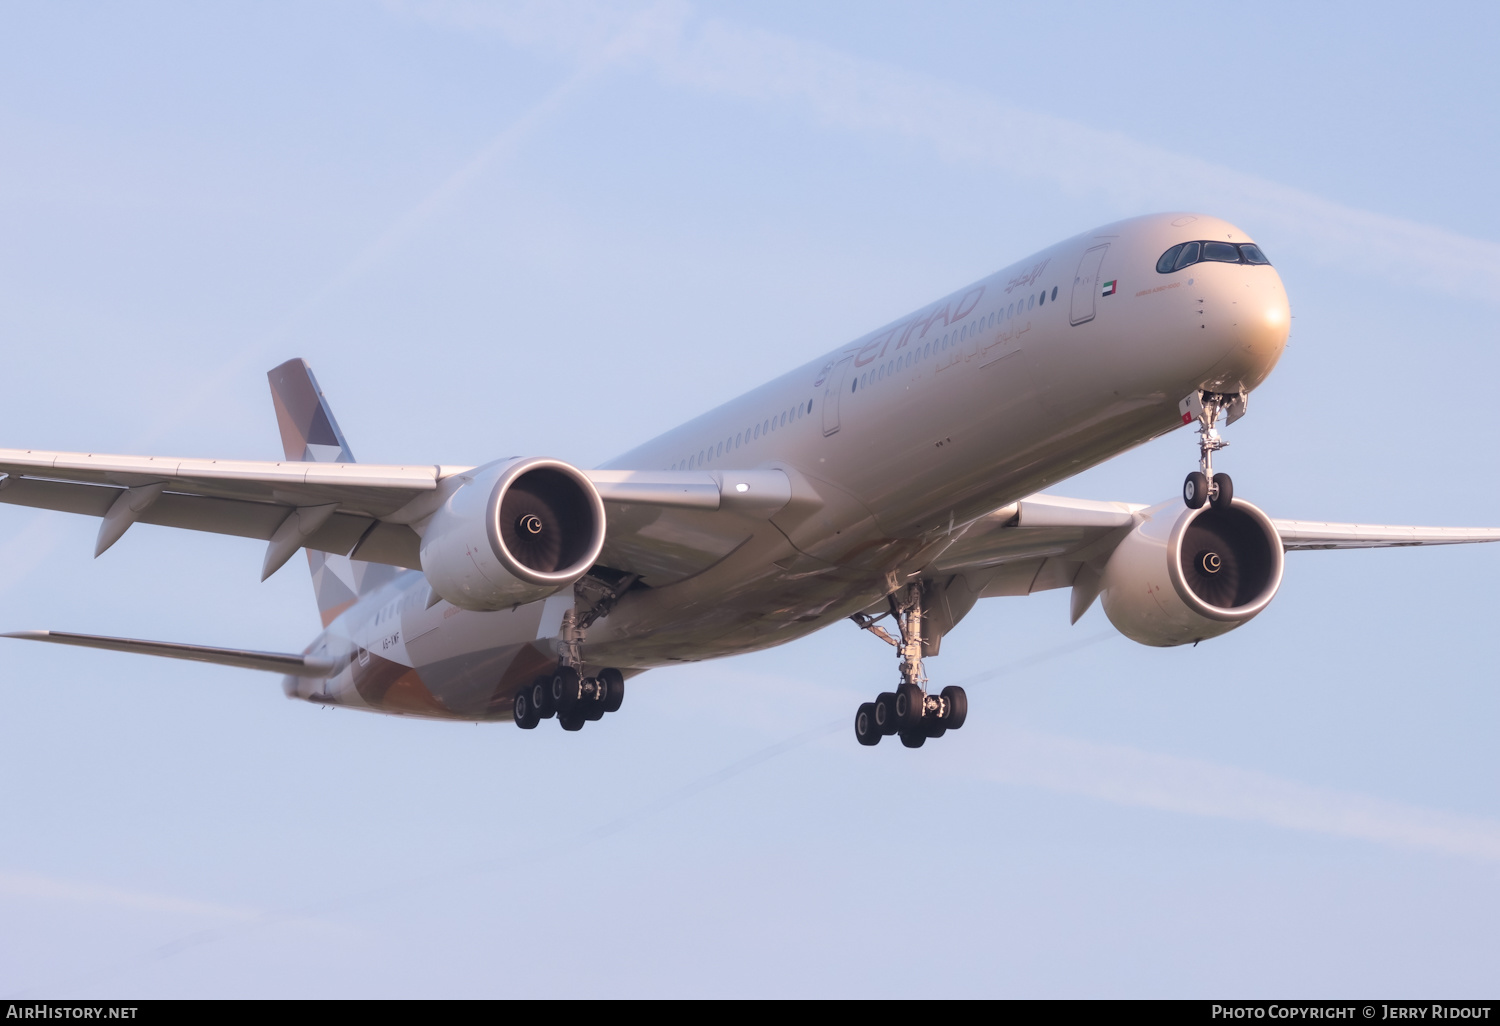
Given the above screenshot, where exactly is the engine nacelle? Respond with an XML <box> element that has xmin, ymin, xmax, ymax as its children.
<box><xmin>1099</xmin><ymin>498</ymin><xmax>1284</xmax><ymax>647</ymax></box>
<box><xmin>418</xmin><ymin>457</ymin><xmax>606</xmax><ymax>612</ymax></box>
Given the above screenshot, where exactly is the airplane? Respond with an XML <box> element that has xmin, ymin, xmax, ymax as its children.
<box><xmin>3</xmin><ymin>212</ymin><xmax>1497</xmax><ymax>748</ymax></box>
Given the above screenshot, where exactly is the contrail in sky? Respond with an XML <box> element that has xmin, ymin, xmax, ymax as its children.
<box><xmin>397</xmin><ymin>0</ymin><xmax>1500</xmax><ymax>304</ymax></box>
<box><xmin>130</xmin><ymin>5</ymin><xmax>669</xmax><ymax>452</ymax></box>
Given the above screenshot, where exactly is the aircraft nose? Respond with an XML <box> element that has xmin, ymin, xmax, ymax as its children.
<box><xmin>1200</xmin><ymin>265</ymin><xmax>1291</xmax><ymax>393</ymax></box>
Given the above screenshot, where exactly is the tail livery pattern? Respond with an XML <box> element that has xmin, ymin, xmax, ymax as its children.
<box><xmin>267</xmin><ymin>359</ymin><xmax>402</xmax><ymax>626</ymax></box>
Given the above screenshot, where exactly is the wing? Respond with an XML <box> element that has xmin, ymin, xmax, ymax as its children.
<box><xmin>930</xmin><ymin>494</ymin><xmax>1144</xmax><ymax>603</ymax></box>
<box><xmin>2</xmin><ymin>630</ymin><xmax>335</xmax><ymax>677</ymax></box>
<box><xmin>1271</xmin><ymin>520</ymin><xmax>1500</xmax><ymax>550</ymax></box>
<box><xmin>0</xmin><ymin>448</ymin><xmax>790</xmax><ymax>583</ymax></box>
<box><xmin>930</xmin><ymin>494</ymin><xmax>1500</xmax><ymax>612</ymax></box>
<box><xmin>0</xmin><ymin>448</ymin><xmax>444</xmax><ymax>570</ymax></box>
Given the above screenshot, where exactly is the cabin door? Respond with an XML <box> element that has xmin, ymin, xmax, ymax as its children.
<box><xmin>822</xmin><ymin>356</ymin><xmax>853</xmax><ymax>436</ymax></box>
<box><xmin>1069</xmin><ymin>244</ymin><xmax>1110</xmax><ymax>326</ymax></box>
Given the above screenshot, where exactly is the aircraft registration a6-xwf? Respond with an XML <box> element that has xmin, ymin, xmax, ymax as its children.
<box><xmin>4</xmin><ymin>213</ymin><xmax>1497</xmax><ymax>747</ymax></box>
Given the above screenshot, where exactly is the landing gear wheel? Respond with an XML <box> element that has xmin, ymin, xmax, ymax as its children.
<box><xmin>895</xmin><ymin>681</ymin><xmax>925</xmax><ymax>731</ymax></box>
<box><xmin>600</xmin><ymin>668</ymin><xmax>625</xmax><ymax>713</ymax></box>
<box><xmin>513</xmin><ymin>689</ymin><xmax>539</xmax><ymax>729</ymax></box>
<box><xmin>582</xmin><ymin>679</ymin><xmax>606</xmax><ymax>721</ymax></box>
<box><xmin>855</xmin><ymin>703</ymin><xmax>881</xmax><ymax>746</ymax></box>
<box><xmin>873</xmin><ymin>692</ymin><xmax>899</xmax><ymax>735</ymax></box>
<box><xmin>1184</xmin><ymin>471</ymin><xmax>1209</xmax><ymax>509</ymax></box>
<box><xmin>1211</xmin><ymin>473</ymin><xmax>1234</xmax><ymax>510</ymax></box>
<box><xmin>530</xmin><ymin>677</ymin><xmax>555</xmax><ymax>719</ymax></box>
<box><xmin>922</xmin><ymin>715</ymin><xmax>947</xmax><ymax>739</ymax></box>
<box><xmin>558</xmin><ymin>710</ymin><xmax>585</xmax><ymax>731</ymax></box>
<box><xmin>940</xmin><ymin>686</ymin><xmax>968</xmax><ymax>730</ymax></box>
<box><xmin>899</xmin><ymin>730</ymin><xmax>926</xmax><ymax>749</ymax></box>
<box><xmin>550</xmin><ymin>665</ymin><xmax>581</xmax><ymax>713</ymax></box>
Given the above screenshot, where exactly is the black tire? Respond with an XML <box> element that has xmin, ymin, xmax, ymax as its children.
<box><xmin>854</xmin><ymin>703</ymin><xmax>881</xmax><ymax>746</ymax></box>
<box><xmin>941</xmin><ymin>685</ymin><xmax>968</xmax><ymax>730</ymax></box>
<box><xmin>513</xmin><ymin>690</ymin><xmax>539</xmax><ymax>729</ymax></box>
<box><xmin>600</xmin><ymin>667</ymin><xmax>625</xmax><ymax>713</ymax></box>
<box><xmin>550</xmin><ymin>665</ymin><xmax>581</xmax><ymax>712</ymax></box>
<box><xmin>1211</xmin><ymin>473</ymin><xmax>1234</xmax><ymax>510</ymax></box>
<box><xmin>873</xmin><ymin>692</ymin><xmax>899</xmax><ymax>735</ymax></box>
<box><xmin>582</xmin><ymin>680</ymin><xmax>606</xmax><ymax>721</ymax></box>
<box><xmin>1184</xmin><ymin>471</ymin><xmax>1209</xmax><ymax>509</ymax></box>
<box><xmin>899</xmin><ymin>730</ymin><xmax>926</xmax><ymax>749</ymax></box>
<box><xmin>923</xmin><ymin>716</ymin><xmax>947</xmax><ymax>739</ymax></box>
<box><xmin>895</xmin><ymin>681</ymin><xmax>925</xmax><ymax>731</ymax></box>
<box><xmin>558</xmin><ymin>710</ymin><xmax>586</xmax><ymax>732</ymax></box>
<box><xmin>530</xmin><ymin>677</ymin><xmax>555</xmax><ymax>719</ymax></box>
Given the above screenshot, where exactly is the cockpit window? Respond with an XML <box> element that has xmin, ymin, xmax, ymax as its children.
<box><xmin>1156</xmin><ymin>240</ymin><xmax>1272</xmax><ymax>273</ymax></box>
<box><xmin>1173</xmin><ymin>242</ymin><xmax>1201</xmax><ymax>271</ymax></box>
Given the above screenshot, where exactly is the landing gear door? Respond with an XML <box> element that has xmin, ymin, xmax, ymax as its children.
<box><xmin>822</xmin><ymin>356</ymin><xmax>853</xmax><ymax>437</ymax></box>
<box><xmin>1069</xmin><ymin>244</ymin><xmax>1110</xmax><ymax>326</ymax></box>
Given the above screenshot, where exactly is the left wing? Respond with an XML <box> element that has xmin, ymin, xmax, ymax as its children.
<box><xmin>929</xmin><ymin>494</ymin><xmax>1500</xmax><ymax>602</ymax></box>
<box><xmin>1270</xmin><ymin>520</ymin><xmax>1500</xmax><ymax>550</ymax></box>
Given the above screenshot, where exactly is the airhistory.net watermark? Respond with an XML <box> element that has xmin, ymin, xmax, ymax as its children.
<box><xmin>5</xmin><ymin>1008</ymin><xmax>138</xmax><ymax>1020</ymax></box>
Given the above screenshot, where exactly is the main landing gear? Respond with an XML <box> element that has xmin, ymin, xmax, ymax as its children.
<box><xmin>1180</xmin><ymin>390</ymin><xmax>1245</xmax><ymax>511</ymax></box>
<box><xmin>850</xmin><ymin>583</ymin><xmax>967</xmax><ymax>749</ymax></box>
<box><xmin>513</xmin><ymin>666</ymin><xmax>625</xmax><ymax>731</ymax></box>
<box><xmin>513</xmin><ymin>571</ymin><xmax>638</xmax><ymax>732</ymax></box>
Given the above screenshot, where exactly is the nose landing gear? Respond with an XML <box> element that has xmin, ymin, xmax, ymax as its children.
<box><xmin>851</xmin><ymin>583</ymin><xmax>967</xmax><ymax>748</ymax></box>
<box><xmin>1180</xmin><ymin>390</ymin><xmax>1244</xmax><ymax>511</ymax></box>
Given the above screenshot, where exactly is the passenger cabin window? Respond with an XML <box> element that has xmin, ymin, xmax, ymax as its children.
<box><xmin>1157</xmin><ymin>240</ymin><xmax>1272</xmax><ymax>273</ymax></box>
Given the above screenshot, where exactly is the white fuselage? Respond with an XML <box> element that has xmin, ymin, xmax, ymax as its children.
<box><xmin>288</xmin><ymin>212</ymin><xmax>1290</xmax><ymax>719</ymax></box>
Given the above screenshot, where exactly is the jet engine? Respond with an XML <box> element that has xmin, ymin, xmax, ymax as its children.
<box><xmin>1099</xmin><ymin>498</ymin><xmax>1284</xmax><ymax>647</ymax></box>
<box><xmin>418</xmin><ymin>457</ymin><xmax>606</xmax><ymax>612</ymax></box>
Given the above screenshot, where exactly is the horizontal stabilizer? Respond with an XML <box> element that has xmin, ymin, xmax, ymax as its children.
<box><xmin>3</xmin><ymin>630</ymin><xmax>336</xmax><ymax>677</ymax></box>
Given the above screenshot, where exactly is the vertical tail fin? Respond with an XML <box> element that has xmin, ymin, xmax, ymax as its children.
<box><xmin>267</xmin><ymin>359</ymin><xmax>401</xmax><ymax>626</ymax></box>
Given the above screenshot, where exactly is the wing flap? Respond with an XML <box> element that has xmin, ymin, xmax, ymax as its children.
<box><xmin>3</xmin><ymin>630</ymin><xmax>336</xmax><ymax>677</ymax></box>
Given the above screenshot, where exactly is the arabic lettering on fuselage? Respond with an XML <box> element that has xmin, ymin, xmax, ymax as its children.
<box><xmin>1004</xmin><ymin>258</ymin><xmax>1050</xmax><ymax>294</ymax></box>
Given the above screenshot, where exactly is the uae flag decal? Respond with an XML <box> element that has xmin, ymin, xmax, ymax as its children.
<box><xmin>1101</xmin><ymin>279</ymin><xmax>1117</xmax><ymax>297</ymax></box>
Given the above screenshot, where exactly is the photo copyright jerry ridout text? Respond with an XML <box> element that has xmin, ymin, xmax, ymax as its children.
<box><xmin>1213</xmin><ymin>1009</ymin><xmax>1493</xmax><ymax>1021</ymax></box>
<box><xmin>6</xmin><ymin>1008</ymin><xmax>138</xmax><ymax>1020</ymax></box>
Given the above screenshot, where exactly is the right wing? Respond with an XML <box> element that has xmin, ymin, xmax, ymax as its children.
<box><xmin>0</xmin><ymin>448</ymin><xmax>446</xmax><ymax>570</ymax></box>
<box><xmin>0</xmin><ymin>448</ymin><xmax>791</xmax><ymax>583</ymax></box>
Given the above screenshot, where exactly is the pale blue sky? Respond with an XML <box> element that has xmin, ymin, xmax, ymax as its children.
<box><xmin>1</xmin><ymin>0</ymin><xmax>1497</xmax><ymax>997</ymax></box>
